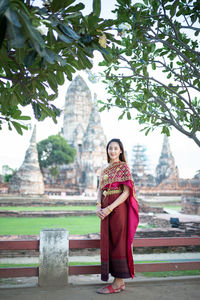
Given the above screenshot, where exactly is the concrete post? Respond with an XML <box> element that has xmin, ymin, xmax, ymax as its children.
<box><xmin>39</xmin><ymin>228</ymin><xmax>69</xmax><ymax>287</ymax></box>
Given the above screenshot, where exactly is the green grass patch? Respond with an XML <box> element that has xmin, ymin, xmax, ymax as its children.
<box><xmin>0</xmin><ymin>216</ymin><xmax>100</xmax><ymax>235</ymax></box>
<box><xmin>0</xmin><ymin>206</ymin><xmax>96</xmax><ymax>211</ymax></box>
<box><xmin>69</xmin><ymin>262</ymin><xmax>101</xmax><ymax>266</ymax></box>
<box><xmin>0</xmin><ymin>264</ymin><xmax>38</xmax><ymax>268</ymax></box>
<box><xmin>163</xmin><ymin>205</ymin><xmax>181</xmax><ymax>211</ymax></box>
<box><xmin>137</xmin><ymin>224</ymin><xmax>157</xmax><ymax>229</ymax></box>
<box><xmin>135</xmin><ymin>260</ymin><xmax>166</xmax><ymax>263</ymax></box>
<box><xmin>138</xmin><ymin>269</ymin><xmax>200</xmax><ymax>277</ymax></box>
<box><xmin>150</xmin><ymin>204</ymin><xmax>181</xmax><ymax>211</ymax></box>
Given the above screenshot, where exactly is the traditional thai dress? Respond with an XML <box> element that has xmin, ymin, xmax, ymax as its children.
<box><xmin>100</xmin><ymin>161</ymin><xmax>139</xmax><ymax>281</ymax></box>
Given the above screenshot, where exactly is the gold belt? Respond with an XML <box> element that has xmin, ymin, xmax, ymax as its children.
<box><xmin>103</xmin><ymin>189</ymin><xmax>122</xmax><ymax>196</ymax></box>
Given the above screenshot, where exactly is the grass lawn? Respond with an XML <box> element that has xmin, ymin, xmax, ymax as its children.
<box><xmin>0</xmin><ymin>216</ymin><xmax>100</xmax><ymax>235</ymax></box>
<box><xmin>0</xmin><ymin>215</ymin><xmax>148</xmax><ymax>235</ymax></box>
<box><xmin>0</xmin><ymin>206</ymin><xmax>96</xmax><ymax>211</ymax></box>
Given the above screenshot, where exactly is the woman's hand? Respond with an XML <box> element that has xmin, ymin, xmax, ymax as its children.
<box><xmin>96</xmin><ymin>206</ymin><xmax>111</xmax><ymax>220</ymax></box>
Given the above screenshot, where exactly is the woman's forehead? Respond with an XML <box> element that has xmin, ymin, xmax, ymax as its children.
<box><xmin>108</xmin><ymin>142</ymin><xmax>120</xmax><ymax>148</ymax></box>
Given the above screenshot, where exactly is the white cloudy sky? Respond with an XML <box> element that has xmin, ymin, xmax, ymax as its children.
<box><xmin>0</xmin><ymin>0</ymin><xmax>199</xmax><ymax>178</ymax></box>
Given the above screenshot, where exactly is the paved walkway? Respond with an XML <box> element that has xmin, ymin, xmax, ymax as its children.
<box><xmin>0</xmin><ymin>277</ymin><xmax>200</xmax><ymax>300</ymax></box>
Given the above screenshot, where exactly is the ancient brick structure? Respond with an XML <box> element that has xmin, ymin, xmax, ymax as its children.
<box><xmin>63</xmin><ymin>75</ymin><xmax>93</xmax><ymax>148</ymax></box>
<box><xmin>44</xmin><ymin>76</ymin><xmax>107</xmax><ymax>195</ymax></box>
<box><xmin>132</xmin><ymin>144</ymin><xmax>155</xmax><ymax>187</ymax></box>
<box><xmin>155</xmin><ymin>135</ymin><xmax>179</xmax><ymax>185</ymax></box>
<box><xmin>182</xmin><ymin>195</ymin><xmax>200</xmax><ymax>214</ymax></box>
<box><xmin>8</xmin><ymin>126</ymin><xmax>45</xmax><ymax>195</ymax></box>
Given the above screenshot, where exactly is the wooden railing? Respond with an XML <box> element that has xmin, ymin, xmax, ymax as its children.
<box><xmin>0</xmin><ymin>237</ymin><xmax>200</xmax><ymax>279</ymax></box>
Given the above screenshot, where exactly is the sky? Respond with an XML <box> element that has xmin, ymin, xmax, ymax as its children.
<box><xmin>0</xmin><ymin>0</ymin><xmax>199</xmax><ymax>179</ymax></box>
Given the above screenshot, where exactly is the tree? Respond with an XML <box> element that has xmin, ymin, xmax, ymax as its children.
<box><xmin>2</xmin><ymin>164</ymin><xmax>16</xmax><ymax>182</ymax></box>
<box><xmin>37</xmin><ymin>134</ymin><xmax>76</xmax><ymax>179</ymax></box>
<box><xmin>0</xmin><ymin>0</ymin><xmax>114</xmax><ymax>134</ymax></box>
<box><xmin>99</xmin><ymin>0</ymin><xmax>200</xmax><ymax>147</ymax></box>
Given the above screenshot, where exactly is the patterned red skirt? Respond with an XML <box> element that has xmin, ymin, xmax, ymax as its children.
<box><xmin>100</xmin><ymin>192</ymin><xmax>131</xmax><ymax>281</ymax></box>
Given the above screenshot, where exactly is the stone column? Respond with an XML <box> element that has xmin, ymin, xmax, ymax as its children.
<box><xmin>39</xmin><ymin>229</ymin><xmax>69</xmax><ymax>287</ymax></box>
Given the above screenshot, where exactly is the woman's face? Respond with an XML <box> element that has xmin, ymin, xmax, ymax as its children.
<box><xmin>108</xmin><ymin>142</ymin><xmax>122</xmax><ymax>163</ymax></box>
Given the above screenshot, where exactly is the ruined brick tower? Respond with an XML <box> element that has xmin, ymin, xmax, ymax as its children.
<box><xmin>63</xmin><ymin>75</ymin><xmax>107</xmax><ymax>194</ymax></box>
<box><xmin>8</xmin><ymin>126</ymin><xmax>45</xmax><ymax>195</ymax></box>
<box><xmin>156</xmin><ymin>135</ymin><xmax>179</xmax><ymax>185</ymax></box>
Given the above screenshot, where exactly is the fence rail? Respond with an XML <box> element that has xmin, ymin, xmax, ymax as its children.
<box><xmin>1</xmin><ymin>237</ymin><xmax>200</xmax><ymax>251</ymax></box>
<box><xmin>0</xmin><ymin>236</ymin><xmax>200</xmax><ymax>281</ymax></box>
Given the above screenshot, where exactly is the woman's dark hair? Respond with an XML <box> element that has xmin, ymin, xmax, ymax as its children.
<box><xmin>106</xmin><ymin>138</ymin><xmax>126</xmax><ymax>163</ymax></box>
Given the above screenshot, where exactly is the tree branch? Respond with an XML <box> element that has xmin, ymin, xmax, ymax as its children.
<box><xmin>180</xmin><ymin>26</ymin><xmax>200</xmax><ymax>31</ymax></box>
<box><xmin>119</xmin><ymin>54</ymin><xmax>199</xmax><ymax>115</ymax></box>
<box><xmin>146</xmin><ymin>30</ymin><xmax>200</xmax><ymax>78</ymax></box>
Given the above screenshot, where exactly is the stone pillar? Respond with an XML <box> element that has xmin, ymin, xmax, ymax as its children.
<box><xmin>39</xmin><ymin>229</ymin><xmax>69</xmax><ymax>287</ymax></box>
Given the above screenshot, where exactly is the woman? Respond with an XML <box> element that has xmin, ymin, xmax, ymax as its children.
<box><xmin>96</xmin><ymin>138</ymin><xmax>139</xmax><ymax>294</ymax></box>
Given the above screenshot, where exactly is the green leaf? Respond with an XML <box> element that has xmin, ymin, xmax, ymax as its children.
<box><xmin>11</xmin><ymin>121</ymin><xmax>23</xmax><ymax>135</ymax></box>
<box><xmin>32</xmin><ymin>102</ymin><xmax>42</xmax><ymax>120</ymax></box>
<box><xmin>77</xmin><ymin>51</ymin><xmax>93</xmax><ymax>69</ymax></box>
<box><xmin>18</xmin><ymin>11</ymin><xmax>45</xmax><ymax>49</ymax></box>
<box><xmin>66</xmin><ymin>3</ymin><xmax>85</xmax><ymax>13</ymax></box>
<box><xmin>170</xmin><ymin>0</ymin><xmax>178</xmax><ymax>17</ymax></box>
<box><xmin>7</xmin><ymin>21</ymin><xmax>25</xmax><ymax>48</ymax></box>
<box><xmin>99</xmin><ymin>106</ymin><xmax>105</xmax><ymax>112</ymax></box>
<box><xmin>152</xmin><ymin>62</ymin><xmax>156</xmax><ymax>70</ymax></box>
<box><xmin>44</xmin><ymin>49</ymin><xmax>55</xmax><ymax>64</ymax></box>
<box><xmin>24</xmin><ymin>50</ymin><xmax>37</xmax><ymax>67</ymax></box>
<box><xmin>8</xmin><ymin>122</ymin><xmax>12</xmax><ymax>131</ymax></box>
<box><xmin>5</xmin><ymin>8</ymin><xmax>21</xmax><ymax>27</ymax></box>
<box><xmin>134</xmin><ymin>3</ymin><xmax>145</xmax><ymax>8</ymax></box>
<box><xmin>176</xmin><ymin>7</ymin><xmax>184</xmax><ymax>17</ymax></box>
<box><xmin>16</xmin><ymin>115</ymin><xmax>31</xmax><ymax>120</ymax></box>
<box><xmin>65</xmin><ymin>68</ymin><xmax>73</xmax><ymax>81</ymax></box>
<box><xmin>51</xmin><ymin>0</ymin><xmax>75</xmax><ymax>12</ymax></box>
<box><xmin>56</xmin><ymin>71</ymin><xmax>65</xmax><ymax>85</ymax></box>
<box><xmin>93</xmin><ymin>0</ymin><xmax>101</xmax><ymax>17</ymax></box>
<box><xmin>57</xmin><ymin>33</ymin><xmax>73</xmax><ymax>44</ymax></box>
<box><xmin>145</xmin><ymin>127</ymin><xmax>151</xmax><ymax>136</ymax></box>
<box><xmin>127</xmin><ymin>111</ymin><xmax>131</xmax><ymax>120</ymax></box>
<box><xmin>47</xmin><ymin>73</ymin><xmax>58</xmax><ymax>92</ymax></box>
<box><xmin>161</xmin><ymin>126</ymin><xmax>170</xmax><ymax>136</ymax></box>
<box><xmin>57</xmin><ymin>23</ymin><xmax>80</xmax><ymax>41</ymax></box>
<box><xmin>167</xmin><ymin>73</ymin><xmax>172</xmax><ymax>79</ymax></box>
<box><xmin>177</xmin><ymin>99</ymin><xmax>185</xmax><ymax>108</ymax></box>
<box><xmin>118</xmin><ymin>112</ymin><xmax>125</xmax><ymax>120</ymax></box>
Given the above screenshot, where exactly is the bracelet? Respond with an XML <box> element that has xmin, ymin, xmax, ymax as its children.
<box><xmin>96</xmin><ymin>202</ymin><xmax>101</xmax><ymax>207</ymax></box>
<box><xmin>107</xmin><ymin>205</ymin><xmax>113</xmax><ymax>213</ymax></box>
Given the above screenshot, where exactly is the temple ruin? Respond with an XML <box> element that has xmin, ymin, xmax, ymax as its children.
<box><xmin>155</xmin><ymin>135</ymin><xmax>179</xmax><ymax>185</ymax></box>
<box><xmin>8</xmin><ymin>126</ymin><xmax>45</xmax><ymax>195</ymax></box>
<box><xmin>44</xmin><ymin>75</ymin><xmax>107</xmax><ymax>195</ymax></box>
